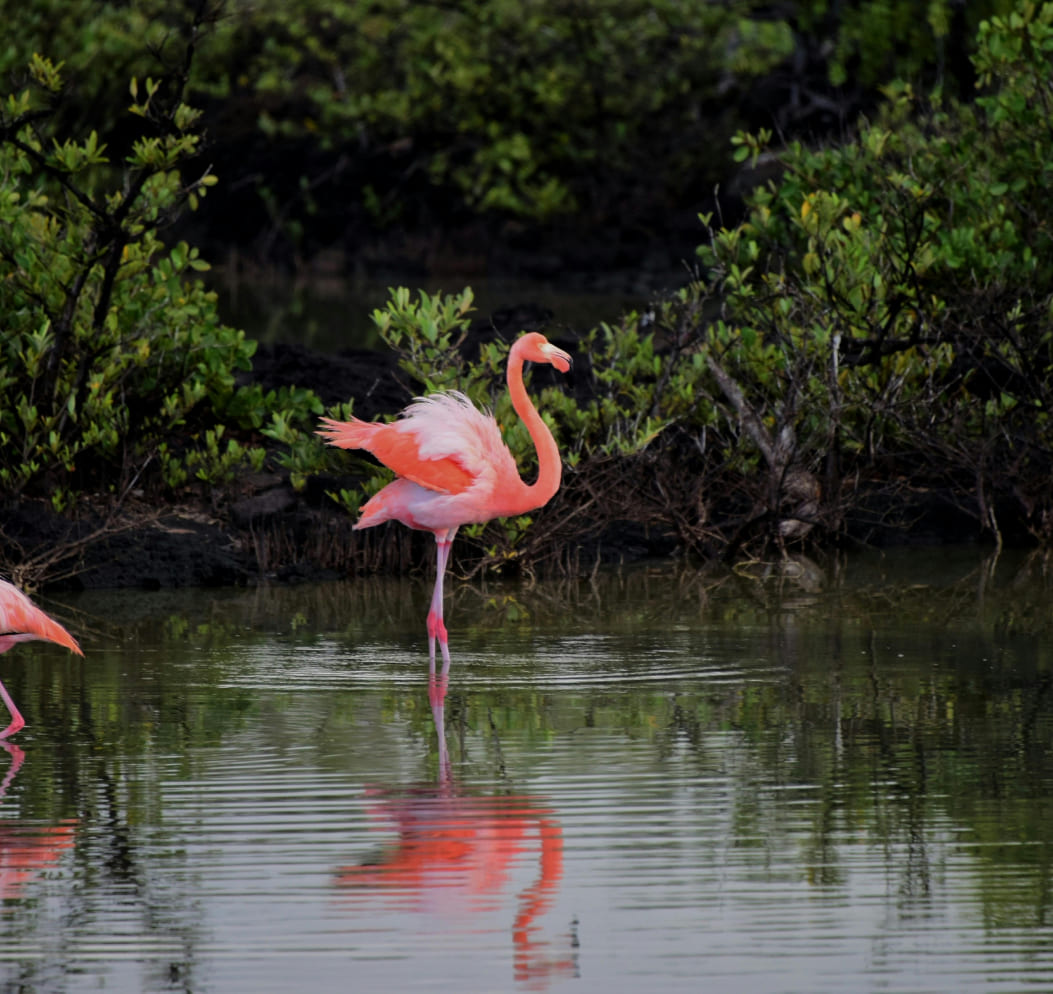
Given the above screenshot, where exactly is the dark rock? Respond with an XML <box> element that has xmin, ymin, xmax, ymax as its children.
<box><xmin>231</xmin><ymin>487</ymin><xmax>297</xmax><ymax>528</ymax></box>
<box><xmin>247</xmin><ymin>341</ymin><xmax>408</xmax><ymax>418</ymax></box>
<box><xmin>89</xmin><ymin>515</ymin><xmax>246</xmax><ymax>590</ymax></box>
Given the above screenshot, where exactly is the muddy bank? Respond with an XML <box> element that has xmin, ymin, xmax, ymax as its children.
<box><xmin>3</xmin><ymin>311</ymin><xmax>1000</xmax><ymax>593</ymax></box>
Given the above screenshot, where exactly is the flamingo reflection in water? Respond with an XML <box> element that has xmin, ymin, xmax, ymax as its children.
<box><xmin>0</xmin><ymin>742</ymin><xmax>77</xmax><ymax>903</ymax></box>
<box><xmin>337</xmin><ymin>676</ymin><xmax>578</xmax><ymax>989</ymax></box>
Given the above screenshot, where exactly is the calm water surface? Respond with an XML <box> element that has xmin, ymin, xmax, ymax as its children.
<box><xmin>1</xmin><ymin>547</ymin><xmax>1053</xmax><ymax>992</ymax></box>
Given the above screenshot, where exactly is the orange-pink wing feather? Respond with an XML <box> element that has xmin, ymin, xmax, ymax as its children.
<box><xmin>318</xmin><ymin>416</ymin><xmax>475</xmax><ymax>495</ymax></box>
<box><xmin>0</xmin><ymin>580</ymin><xmax>82</xmax><ymax>656</ymax></box>
<box><xmin>318</xmin><ymin>394</ymin><xmax>500</xmax><ymax>497</ymax></box>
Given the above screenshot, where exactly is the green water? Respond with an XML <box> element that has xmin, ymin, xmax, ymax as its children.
<box><xmin>0</xmin><ymin>547</ymin><xmax>1052</xmax><ymax>992</ymax></box>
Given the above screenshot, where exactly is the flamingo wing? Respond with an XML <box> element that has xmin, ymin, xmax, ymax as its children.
<box><xmin>363</xmin><ymin>427</ymin><xmax>476</xmax><ymax>495</ymax></box>
<box><xmin>319</xmin><ymin>393</ymin><xmax>510</xmax><ymax>497</ymax></box>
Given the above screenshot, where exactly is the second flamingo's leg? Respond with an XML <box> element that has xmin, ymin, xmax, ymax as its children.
<box><xmin>0</xmin><ymin>680</ymin><xmax>25</xmax><ymax>741</ymax></box>
<box><xmin>426</xmin><ymin>528</ymin><xmax>457</xmax><ymax>678</ymax></box>
<box><xmin>0</xmin><ymin>636</ymin><xmax>33</xmax><ymax>740</ymax></box>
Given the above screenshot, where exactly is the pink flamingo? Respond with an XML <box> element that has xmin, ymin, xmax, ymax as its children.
<box><xmin>317</xmin><ymin>331</ymin><xmax>571</xmax><ymax>680</ymax></box>
<box><xmin>0</xmin><ymin>578</ymin><xmax>83</xmax><ymax>739</ymax></box>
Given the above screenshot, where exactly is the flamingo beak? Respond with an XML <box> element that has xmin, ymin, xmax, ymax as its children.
<box><xmin>541</xmin><ymin>343</ymin><xmax>572</xmax><ymax>373</ymax></box>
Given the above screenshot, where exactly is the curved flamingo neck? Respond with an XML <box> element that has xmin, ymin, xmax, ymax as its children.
<box><xmin>506</xmin><ymin>342</ymin><xmax>562</xmax><ymax>513</ymax></box>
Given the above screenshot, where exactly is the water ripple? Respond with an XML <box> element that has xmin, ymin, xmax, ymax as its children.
<box><xmin>3</xmin><ymin>566</ymin><xmax>1053</xmax><ymax>993</ymax></box>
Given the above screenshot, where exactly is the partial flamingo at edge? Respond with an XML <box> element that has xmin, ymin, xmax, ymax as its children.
<box><xmin>0</xmin><ymin>578</ymin><xmax>83</xmax><ymax>740</ymax></box>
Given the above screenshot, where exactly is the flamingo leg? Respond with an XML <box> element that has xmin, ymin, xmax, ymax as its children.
<box><xmin>426</xmin><ymin>528</ymin><xmax>457</xmax><ymax>679</ymax></box>
<box><xmin>0</xmin><ymin>679</ymin><xmax>25</xmax><ymax>741</ymax></box>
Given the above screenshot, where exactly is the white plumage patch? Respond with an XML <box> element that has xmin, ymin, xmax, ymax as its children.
<box><xmin>395</xmin><ymin>392</ymin><xmax>515</xmax><ymax>484</ymax></box>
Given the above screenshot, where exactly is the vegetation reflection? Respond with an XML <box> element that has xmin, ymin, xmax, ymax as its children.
<box><xmin>0</xmin><ymin>549</ymin><xmax>1050</xmax><ymax>977</ymax></box>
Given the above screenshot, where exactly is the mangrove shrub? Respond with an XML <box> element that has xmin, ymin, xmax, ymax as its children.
<box><xmin>0</xmin><ymin>9</ymin><xmax>321</xmax><ymax>514</ymax></box>
<box><xmin>689</xmin><ymin>3</ymin><xmax>1053</xmax><ymax>548</ymax></box>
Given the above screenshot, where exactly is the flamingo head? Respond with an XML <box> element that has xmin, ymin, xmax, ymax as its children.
<box><xmin>515</xmin><ymin>332</ymin><xmax>572</xmax><ymax>373</ymax></box>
